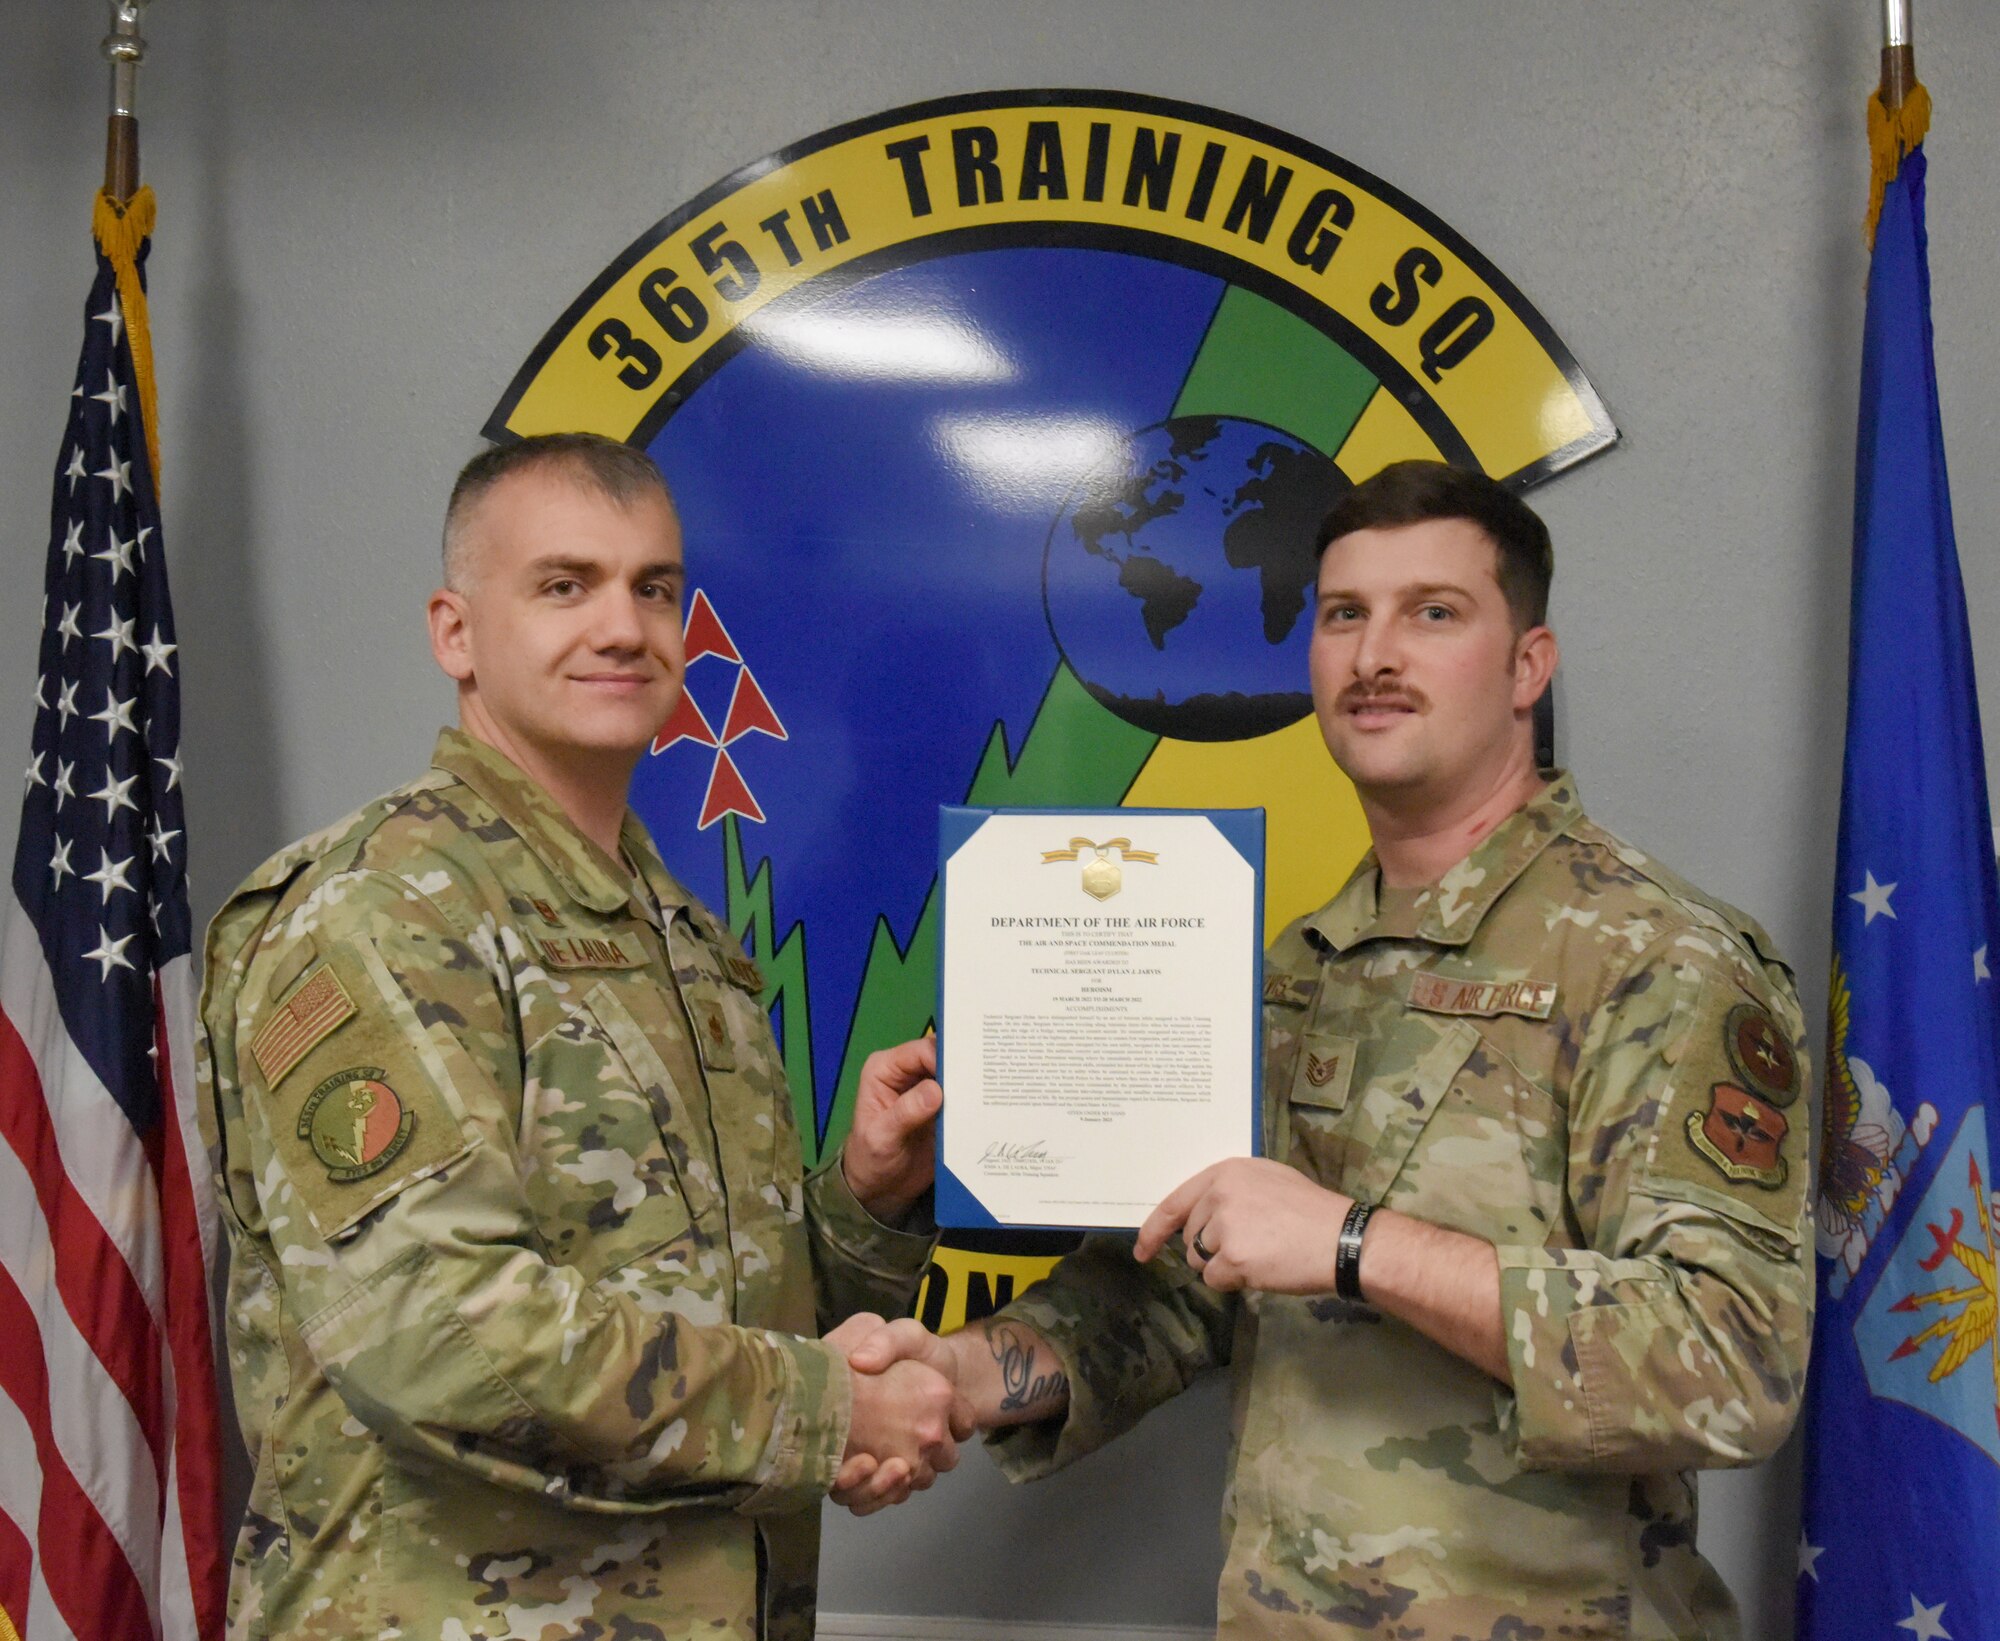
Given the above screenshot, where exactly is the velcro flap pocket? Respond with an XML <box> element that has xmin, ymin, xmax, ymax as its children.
<box><xmin>1348</xmin><ymin>1015</ymin><xmax>1481</xmax><ymax>1204</ymax></box>
<box><xmin>562</xmin><ymin>982</ymin><xmax>713</xmax><ymax>1263</ymax></box>
<box><xmin>274</xmin><ymin>937</ymin><xmax>477</xmax><ymax>1244</ymax></box>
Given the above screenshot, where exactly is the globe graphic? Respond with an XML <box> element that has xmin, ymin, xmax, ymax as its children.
<box><xmin>1043</xmin><ymin>415</ymin><xmax>1350</xmax><ymax>741</ymax></box>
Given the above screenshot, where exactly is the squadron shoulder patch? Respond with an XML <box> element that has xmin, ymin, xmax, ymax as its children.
<box><xmin>252</xmin><ymin>965</ymin><xmax>357</xmax><ymax>1088</ymax></box>
<box><xmin>1723</xmin><ymin>1003</ymin><xmax>1799</xmax><ymax>1105</ymax></box>
<box><xmin>1686</xmin><ymin>1082</ymin><xmax>1789</xmax><ymax>1189</ymax></box>
<box><xmin>299</xmin><ymin>1066</ymin><xmax>415</xmax><ymax>1182</ymax></box>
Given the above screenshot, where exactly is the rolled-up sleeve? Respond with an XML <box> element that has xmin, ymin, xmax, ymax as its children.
<box><xmin>984</xmin><ymin>1236</ymin><xmax>1236</xmax><ymax>1480</ymax></box>
<box><xmin>1495</xmin><ymin>930</ymin><xmax>1814</xmax><ymax>1472</ymax></box>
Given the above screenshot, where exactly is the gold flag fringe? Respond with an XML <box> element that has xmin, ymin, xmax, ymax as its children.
<box><xmin>91</xmin><ymin>186</ymin><xmax>162</xmax><ymax>490</ymax></box>
<box><xmin>1866</xmin><ymin>82</ymin><xmax>1931</xmax><ymax>247</ymax></box>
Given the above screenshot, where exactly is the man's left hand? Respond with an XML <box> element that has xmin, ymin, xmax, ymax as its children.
<box><xmin>841</xmin><ymin>1036</ymin><xmax>941</xmax><ymax>1224</ymax></box>
<box><xmin>1135</xmin><ymin>1158</ymin><xmax>1350</xmax><ymax>1293</ymax></box>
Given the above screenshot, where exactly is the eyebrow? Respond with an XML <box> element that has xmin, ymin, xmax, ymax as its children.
<box><xmin>523</xmin><ymin>556</ymin><xmax>684</xmax><ymax>580</ymax></box>
<box><xmin>1319</xmin><ymin>581</ymin><xmax>1475</xmax><ymax>603</ymax></box>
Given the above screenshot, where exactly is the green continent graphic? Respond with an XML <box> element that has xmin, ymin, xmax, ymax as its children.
<box><xmin>725</xmin><ymin>664</ymin><xmax>1157</xmax><ymax>1162</ymax></box>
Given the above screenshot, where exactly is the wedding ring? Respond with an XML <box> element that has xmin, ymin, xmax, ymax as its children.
<box><xmin>1191</xmin><ymin>1228</ymin><xmax>1215</xmax><ymax>1261</ymax></box>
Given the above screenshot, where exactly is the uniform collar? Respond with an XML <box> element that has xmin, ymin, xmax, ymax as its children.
<box><xmin>430</xmin><ymin>728</ymin><xmax>688</xmax><ymax>919</ymax></box>
<box><xmin>1304</xmin><ymin>771</ymin><xmax>1584</xmax><ymax>953</ymax></box>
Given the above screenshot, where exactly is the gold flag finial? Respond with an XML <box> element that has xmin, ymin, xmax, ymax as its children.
<box><xmin>1866</xmin><ymin>0</ymin><xmax>1929</xmax><ymax>246</ymax></box>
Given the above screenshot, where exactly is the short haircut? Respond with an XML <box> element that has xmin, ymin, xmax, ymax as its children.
<box><xmin>1314</xmin><ymin>460</ymin><xmax>1553</xmax><ymax>631</ymax></box>
<box><xmin>442</xmin><ymin>432</ymin><xmax>675</xmax><ymax>589</ymax></box>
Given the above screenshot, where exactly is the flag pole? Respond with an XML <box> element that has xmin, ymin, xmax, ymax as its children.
<box><xmin>102</xmin><ymin>0</ymin><xmax>148</xmax><ymax>204</ymax></box>
<box><xmin>1880</xmin><ymin>0</ymin><xmax>1914</xmax><ymax>112</ymax></box>
<box><xmin>1866</xmin><ymin>0</ymin><xmax>1926</xmax><ymax>243</ymax></box>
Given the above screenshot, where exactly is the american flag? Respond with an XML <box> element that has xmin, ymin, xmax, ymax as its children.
<box><xmin>0</xmin><ymin>194</ymin><xmax>225</xmax><ymax>1640</ymax></box>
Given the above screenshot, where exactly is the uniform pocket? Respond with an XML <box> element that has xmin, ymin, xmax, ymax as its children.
<box><xmin>1290</xmin><ymin>1014</ymin><xmax>1480</xmax><ymax>1203</ymax></box>
<box><xmin>1281</xmin><ymin>1029</ymin><xmax>1357</xmax><ymax>1188</ymax></box>
<box><xmin>700</xmin><ymin>942</ymin><xmax>806</xmax><ymax>1210</ymax></box>
<box><xmin>516</xmin><ymin>984</ymin><xmax>705</xmax><ymax>1281</ymax></box>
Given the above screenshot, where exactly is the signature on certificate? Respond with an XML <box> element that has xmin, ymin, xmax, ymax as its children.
<box><xmin>979</xmin><ymin>1138</ymin><xmax>1065</xmax><ymax>1170</ymax></box>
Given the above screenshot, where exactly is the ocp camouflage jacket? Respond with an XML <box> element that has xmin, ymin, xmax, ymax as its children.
<box><xmin>197</xmin><ymin>729</ymin><xmax>931</xmax><ymax>1641</ymax></box>
<box><xmin>989</xmin><ymin>776</ymin><xmax>1813</xmax><ymax>1640</ymax></box>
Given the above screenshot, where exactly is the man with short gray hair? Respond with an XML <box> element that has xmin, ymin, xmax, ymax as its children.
<box><xmin>197</xmin><ymin>432</ymin><xmax>964</xmax><ymax>1640</ymax></box>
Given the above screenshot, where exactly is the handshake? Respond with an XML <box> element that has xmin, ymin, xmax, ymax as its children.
<box><xmin>822</xmin><ymin>1313</ymin><xmax>982</xmax><ymax>1516</ymax></box>
<box><xmin>816</xmin><ymin>1152</ymin><xmax>1366</xmax><ymax>1516</ymax></box>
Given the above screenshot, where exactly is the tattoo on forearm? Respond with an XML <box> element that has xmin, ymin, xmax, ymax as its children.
<box><xmin>986</xmin><ymin>1324</ymin><xmax>1068</xmax><ymax>1414</ymax></box>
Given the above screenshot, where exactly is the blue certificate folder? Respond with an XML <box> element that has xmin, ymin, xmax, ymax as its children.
<box><xmin>935</xmin><ymin>806</ymin><xmax>1265</xmax><ymax>1232</ymax></box>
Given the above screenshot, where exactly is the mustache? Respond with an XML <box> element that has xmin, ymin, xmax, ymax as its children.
<box><xmin>1337</xmin><ymin>682</ymin><xmax>1428</xmax><ymax>713</ymax></box>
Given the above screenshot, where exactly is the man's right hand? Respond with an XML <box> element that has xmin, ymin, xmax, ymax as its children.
<box><xmin>825</xmin><ymin>1314</ymin><xmax>973</xmax><ymax>1516</ymax></box>
<box><xmin>844</xmin><ymin>1317</ymin><xmax>964</xmax><ymax>1388</ymax></box>
<box><xmin>829</xmin><ymin>1315</ymin><xmax>1072</xmax><ymax>1513</ymax></box>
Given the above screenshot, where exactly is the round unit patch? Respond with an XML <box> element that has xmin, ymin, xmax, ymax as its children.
<box><xmin>1724</xmin><ymin>1003</ymin><xmax>1799</xmax><ymax>1105</ymax></box>
<box><xmin>299</xmin><ymin>1066</ymin><xmax>414</xmax><ymax>1182</ymax></box>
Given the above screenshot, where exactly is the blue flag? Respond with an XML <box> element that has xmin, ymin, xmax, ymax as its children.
<box><xmin>1799</xmin><ymin>128</ymin><xmax>2000</xmax><ymax>1640</ymax></box>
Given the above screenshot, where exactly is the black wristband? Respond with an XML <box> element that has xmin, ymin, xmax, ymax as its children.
<box><xmin>1335</xmin><ymin>1200</ymin><xmax>1375</xmax><ymax>1301</ymax></box>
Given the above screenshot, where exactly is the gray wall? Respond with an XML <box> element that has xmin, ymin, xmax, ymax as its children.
<box><xmin>6</xmin><ymin>3</ymin><xmax>1999</xmax><ymax>1635</ymax></box>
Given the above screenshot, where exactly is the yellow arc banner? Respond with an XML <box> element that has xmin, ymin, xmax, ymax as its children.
<box><xmin>493</xmin><ymin>91</ymin><xmax>1612</xmax><ymax>487</ymax></box>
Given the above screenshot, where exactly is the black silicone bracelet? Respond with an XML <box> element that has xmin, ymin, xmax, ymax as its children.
<box><xmin>1335</xmin><ymin>1200</ymin><xmax>1375</xmax><ymax>1301</ymax></box>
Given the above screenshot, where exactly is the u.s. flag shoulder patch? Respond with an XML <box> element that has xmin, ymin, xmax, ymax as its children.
<box><xmin>252</xmin><ymin>963</ymin><xmax>358</xmax><ymax>1088</ymax></box>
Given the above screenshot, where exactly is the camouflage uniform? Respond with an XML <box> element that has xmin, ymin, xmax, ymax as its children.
<box><xmin>988</xmin><ymin>776</ymin><xmax>1812</xmax><ymax>1639</ymax></box>
<box><xmin>196</xmin><ymin>729</ymin><xmax>932</xmax><ymax>1641</ymax></box>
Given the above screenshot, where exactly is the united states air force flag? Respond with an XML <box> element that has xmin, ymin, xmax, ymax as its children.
<box><xmin>1799</xmin><ymin>97</ymin><xmax>2000</xmax><ymax>1641</ymax></box>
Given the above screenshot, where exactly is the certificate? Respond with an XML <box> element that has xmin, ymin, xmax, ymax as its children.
<box><xmin>935</xmin><ymin>807</ymin><xmax>1264</xmax><ymax>1231</ymax></box>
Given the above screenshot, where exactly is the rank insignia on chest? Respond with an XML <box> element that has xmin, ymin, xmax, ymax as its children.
<box><xmin>1686</xmin><ymin>1082</ymin><xmax>1789</xmax><ymax>1188</ymax></box>
<box><xmin>534</xmin><ymin>933</ymin><xmax>645</xmax><ymax>971</ymax></box>
<box><xmin>1407</xmin><ymin>972</ymin><xmax>1557</xmax><ymax>1020</ymax></box>
<box><xmin>1304</xmin><ymin>1050</ymin><xmax>1343</xmax><ymax>1088</ymax></box>
<box><xmin>252</xmin><ymin>964</ymin><xmax>357</xmax><ymax>1088</ymax></box>
<box><xmin>299</xmin><ymin>1066</ymin><xmax>415</xmax><ymax>1182</ymax></box>
<box><xmin>694</xmin><ymin>1000</ymin><xmax>737</xmax><ymax>1071</ymax></box>
<box><xmin>528</xmin><ymin>896</ymin><xmax>565</xmax><ymax>928</ymax></box>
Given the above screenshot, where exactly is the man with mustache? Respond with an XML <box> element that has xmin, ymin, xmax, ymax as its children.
<box><xmin>196</xmin><ymin>433</ymin><xmax>967</xmax><ymax>1641</ymax></box>
<box><xmin>847</xmin><ymin>461</ymin><xmax>1814</xmax><ymax>1638</ymax></box>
